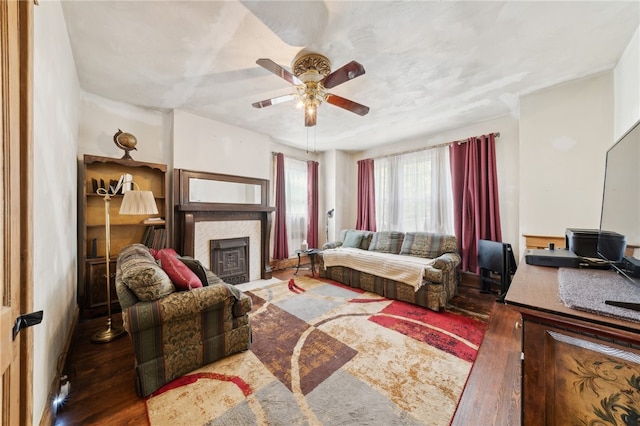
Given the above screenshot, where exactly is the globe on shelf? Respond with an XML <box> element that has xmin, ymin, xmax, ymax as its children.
<box><xmin>113</xmin><ymin>129</ymin><xmax>138</xmax><ymax>160</ymax></box>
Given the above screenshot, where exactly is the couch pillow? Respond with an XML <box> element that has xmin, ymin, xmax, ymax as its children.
<box><xmin>177</xmin><ymin>255</ymin><xmax>225</xmax><ymax>286</ymax></box>
<box><xmin>339</xmin><ymin>229</ymin><xmax>374</xmax><ymax>250</ymax></box>
<box><xmin>368</xmin><ymin>231</ymin><xmax>405</xmax><ymax>254</ymax></box>
<box><xmin>342</xmin><ymin>230</ymin><xmax>364</xmax><ymax>248</ymax></box>
<box><xmin>120</xmin><ymin>255</ymin><xmax>174</xmax><ymax>302</ymax></box>
<box><xmin>177</xmin><ymin>256</ymin><xmax>209</xmax><ymax>286</ymax></box>
<box><xmin>154</xmin><ymin>248</ymin><xmax>203</xmax><ymax>291</ymax></box>
<box><xmin>400</xmin><ymin>232</ymin><xmax>456</xmax><ymax>258</ymax></box>
<box><xmin>359</xmin><ymin>232</ymin><xmax>374</xmax><ymax>250</ymax></box>
<box><xmin>119</xmin><ymin>243</ymin><xmax>155</xmax><ymax>264</ymax></box>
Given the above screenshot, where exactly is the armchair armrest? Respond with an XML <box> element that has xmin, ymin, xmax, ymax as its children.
<box><xmin>322</xmin><ymin>241</ymin><xmax>343</xmax><ymax>250</ymax></box>
<box><xmin>124</xmin><ymin>284</ymin><xmax>246</xmax><ymax>334</ymax></box>
<box><xmin>432</xmin><ymin>252</ymin><xmax>461</xmax><ymax>271</ymax></box>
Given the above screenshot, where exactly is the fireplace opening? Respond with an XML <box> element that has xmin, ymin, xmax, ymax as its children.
<box><xmin>210</xmin><ymin>237</ymin><xmax>250</xmax><ymax>284</ymax></box>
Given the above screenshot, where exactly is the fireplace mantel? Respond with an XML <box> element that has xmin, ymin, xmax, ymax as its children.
<box><xmin>174</xmin><ymin>169</ymin><xmax>275</xmax><ymax>280</ymax></box>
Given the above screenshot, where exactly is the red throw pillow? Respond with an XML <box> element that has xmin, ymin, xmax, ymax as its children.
<box><xmin>153</xmin><ymin>248</ymin><xmax>203</xmax><ymax>291</ymax></box>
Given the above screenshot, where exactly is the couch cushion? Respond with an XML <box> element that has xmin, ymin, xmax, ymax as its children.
<box><xmin>177</xmin><ymin>256</ymin><xmax>223</xmax><ymax>286</ymax></box>
<box><xmin>359</xmin><ymin>232</ymin><xmax>374</xmax><ymax>250</ymax></box>
<box><xmin>368</xmin><ymin>231</ymin><xmax>405</xmax><ymax>254</ymax></box>
<box><xmin>177</xmin><ymin>256</ymin><xmax>209</xmax><ymax>286</ymax></box>
<box><xmin>153</xmin><ymin>248</ymin><xmax>203</xmax><ymax>291</ymax></box>
<box><xmin>120</xmin><ymin>252</ymin><xmax>175</xmax><ymax>301</ymax></box>
<box><xmin>342</xmin><ymin>230</ymin><xmax>364</xmax><ymax>248</ymax></box>
<box><xmin>400</xmin><ymin>232</ymin><xmax>457</xmax><ymax>258</ymax></box>
<box><xmin>119</xmin><ymin>243</ymin><xmax>156</xmax><ymax>264</ymax></box>
<box><xmin>338</xmin><ymin>229</ymin><xmax>374</xmax><ymax>250</ymax></box>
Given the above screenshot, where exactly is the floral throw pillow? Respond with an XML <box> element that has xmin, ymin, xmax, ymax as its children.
<box><xmin>120</xmin><ymin>255</ymin><xmax>174</xmax><ymax>301</ymax></box>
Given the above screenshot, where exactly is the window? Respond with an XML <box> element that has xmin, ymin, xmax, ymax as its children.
<box><xmin>374</xmin><ymin>146</ymin><xmax>453</xmax><ymax>234</ymax></box>
<box><xmin>284</xmin><ymin>157</ymin><xmax>308</xmax><ymax>256</ymax></box>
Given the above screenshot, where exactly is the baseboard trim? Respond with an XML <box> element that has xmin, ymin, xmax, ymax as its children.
<box><xmin>39</xmin><ymin>305</ymin><xmax>79</xmax><ymax>426</ymax></box>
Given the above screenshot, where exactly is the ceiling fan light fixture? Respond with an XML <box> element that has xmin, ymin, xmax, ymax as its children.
<box><xmin>306</xmin><ymin>102</ymin><xmax>318</xmax><ymax>116</ymax></box>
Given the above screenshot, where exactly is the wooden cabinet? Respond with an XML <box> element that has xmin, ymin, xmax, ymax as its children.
<box><xmin>523</xmin><ymin>234</ymin><xmax>566</xmax><ymax>250</ymax></box>
<box><xmin>84</xmin><ymin>258</ymin><xmax>118</xmax><ymax>318</ymax></box>
<box><xmin>505</xmin><ymin>262</ymin><xmax>640</xmax><ymax>425</ymax></box>
<box><xmin>78</xmin><ymin>155</ymin><xmax>167</xmax><ymax>318</ymax></box>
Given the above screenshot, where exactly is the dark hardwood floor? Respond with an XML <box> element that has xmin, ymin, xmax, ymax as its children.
<box><xmin>54</xmin><ymin>268</ymin><xmax>519</xmax><ymax>425</ymax></box>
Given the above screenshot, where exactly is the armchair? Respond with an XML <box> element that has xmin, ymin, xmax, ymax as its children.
<box><xmin>115</xmin><ymin>244</ymin><xmax>252</xmax><ymax>397</ymax></box>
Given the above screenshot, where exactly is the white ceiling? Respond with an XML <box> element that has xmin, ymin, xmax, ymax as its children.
<box><xmin>60</xmin><ymin>1</ymin><xmax>639</xmax><ymax>152</ymax></box>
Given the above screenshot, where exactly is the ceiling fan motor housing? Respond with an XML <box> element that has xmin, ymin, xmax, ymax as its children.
<box><xmin>292</xmin><ymin>53</ymin><xmax>332</xmax><ymax>83</ymax></box>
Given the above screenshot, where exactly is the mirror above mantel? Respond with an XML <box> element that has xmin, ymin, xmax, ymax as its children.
<box><xmin>175</xmin><ymin>169</ymin><xmax>271</xmax><ymax>210</ymax></box>
<box><xmin>189</xmin><ymin>177</ymin><xmax>262</xmax><ymax>205</ymax></box>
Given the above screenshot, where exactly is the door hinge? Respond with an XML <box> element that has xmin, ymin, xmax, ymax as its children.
<box><xmin>13</xmin><ymin>310</ymin><xmax>43</xmax><ymax>340</ymax></box>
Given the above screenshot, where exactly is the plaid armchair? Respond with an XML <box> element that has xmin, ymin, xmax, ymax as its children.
<box><xmin>115</xmin><ymin>244</ymin><xmax>252</xmax><ymax>397</ymax></box>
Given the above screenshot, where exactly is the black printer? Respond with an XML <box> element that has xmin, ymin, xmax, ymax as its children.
<box><xmin>565</xmin><ymin>228</ymin><xmax>626</xmax><ymax>261</ymax></box>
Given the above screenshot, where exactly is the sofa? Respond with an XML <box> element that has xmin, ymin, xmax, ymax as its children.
<box><xmin>115</xmin><ymin>243</ymin><xmax>252</xmax><ymax>397</ymax></box>
<box><xmin>319</xmin><ymin>230</ymin><xmax>460</xmax><ymax>311</ymax></box>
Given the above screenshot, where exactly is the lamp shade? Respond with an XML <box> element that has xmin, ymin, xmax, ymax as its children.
<box><xmin>120</xmin><ymin>190</ymin><xmax>158</xmax><ymax>215</ymax></box>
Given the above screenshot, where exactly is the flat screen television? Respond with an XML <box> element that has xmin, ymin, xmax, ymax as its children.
<box><xmin>598</xmin><ymin>118</ymin><xmax>640</xmax><ymax>282</ymax></box>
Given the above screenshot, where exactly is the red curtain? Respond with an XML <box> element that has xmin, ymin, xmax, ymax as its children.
<box><xmin>307</xmin><ymin>160</ymin><xmax>319</xmax><ymax>249</ymax></box>
<box><xmin>356</xmin><ymin>159</ymin><xmax>377</xmax><ymax>231</ymax></box>
<box><xmin>273</xmin><ymin>153</ymin><xmax>289</xmax><ymax>260</ymax></box>
<box><xmin>449</xmin><ymin>133</ymin><xmax>502</xmax><ymax>273</ymax></box>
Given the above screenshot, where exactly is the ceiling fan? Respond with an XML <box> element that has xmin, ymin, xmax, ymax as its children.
<box><xmin>251</xmin><ymin>53</ymin><xmax>370</xmax><ymax>127</ymax></box>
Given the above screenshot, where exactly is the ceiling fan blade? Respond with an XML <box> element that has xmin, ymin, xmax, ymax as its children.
<box><xmin>252</xmin><ymin>94</ymin><xmax>296</xmax><ymax>109</ymax></box>
<box><xmin>325</xmin><ymin>94</ymin><xmax>370</xmax><ymax>116</ymax></box>
<box><xmin>321</xmin><ymin>61</ymin><xmax>365</xmax><ymax>89</ymax></box>
<box><xmin>305</xmin><ymin>109</ymin><xmax>317</xmax><ymax>127</ymax></box>
<box><xmin>256</xmin><ymin>58</ymin><xmax>302</xmax><ymax>85</ymax></box>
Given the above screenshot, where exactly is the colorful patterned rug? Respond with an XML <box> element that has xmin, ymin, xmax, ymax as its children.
<box><xmin>145</xmin><ymin>276</ymin><xmax>487</xmax><ymax>425</ymax></box>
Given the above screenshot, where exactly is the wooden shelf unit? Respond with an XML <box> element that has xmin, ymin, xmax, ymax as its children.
<box><xmin>78</xmin><ymin>155</ymin><xmax>167</xmax><ymax>318</ymax></box>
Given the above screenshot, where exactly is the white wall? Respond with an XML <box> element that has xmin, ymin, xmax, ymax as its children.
<box><xmin>77</xmin><ymin>92</ymin><xmax>169</xmax><ymax>164</ymax></box>
<box><xmin>519</xmin><ymin>72</ymin><xmax>614</xmax><ymax>248</ymax></box>
<box><xmin>172</xmin><ymin>110</ymin><xmax>322</xmax><ymax>180</ymax></box>
<box><xmin>352</xmin><ymin>115</ymin><xmax>521</xmax><ymax>255</ymax></box>
<box><xmin>33</xmin><ymin>2</ymin><xmax>80</xmax><ymax>423</ymax></box>
<box><xmin>321</xmin><ymin>150</ymin><xmax>337</xmax><ymax>243</ymax></box>
<box><xmin>173</xmin><ymin>110</ymin><xmax>272</xmax><ymax>179</ymax></box>
<box><xmin>614</xmin><ymin>27</ymin><xmax>640</xmax><ymax>138</ymax></box>
<box><xmin>321</xmin><ymin>149</ymin><xmax>352</xmax><ymax>244</ymax></box>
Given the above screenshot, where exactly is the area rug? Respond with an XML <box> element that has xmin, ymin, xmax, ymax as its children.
<box><xmin>145</xmin><ymin>276</ymin><xmax>487</xmax><ymax>425</ymax></box>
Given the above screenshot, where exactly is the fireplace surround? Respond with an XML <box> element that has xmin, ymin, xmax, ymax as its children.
<box><xmin>174</xmin><ymin>169</ymin><xmax>275</xmax><ymax>280</ymax></box>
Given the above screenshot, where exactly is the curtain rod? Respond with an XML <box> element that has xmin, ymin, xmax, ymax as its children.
<box><xmin>372</xmin><ymin>131</ymin><xmax>500</xmax><ymax>160</ymax></box>
<box><xmin>271</xmin><ymin>151</ymin><xmax>315</xmax><ymax>164</ymax></box>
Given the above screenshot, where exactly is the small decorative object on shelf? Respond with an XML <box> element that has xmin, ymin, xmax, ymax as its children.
<box><xmin>113</xmin><ymin>129</ymin><xmax>138</xmax><ymax>160</ymax></box>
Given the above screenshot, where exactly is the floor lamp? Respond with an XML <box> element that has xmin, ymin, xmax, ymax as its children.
<box><xmin>326</xmin><ymin>208</ymin><xmax>334</xmax><ymax>241</ymax></box>
<box><xmin>92</xmin><ymin>180</ymin><xmax>158</xmax><ymax>343</ymax></box>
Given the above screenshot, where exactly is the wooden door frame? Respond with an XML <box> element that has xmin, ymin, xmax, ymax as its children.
<box><xmin>1</xmin><ymin>0</ymin><xmax>34</xmax><ymax>424</ymax></box>
<box><xmin>19</xmin><ymin>1</ymin><xmax>34</xmax><ymax>424</ymax></box>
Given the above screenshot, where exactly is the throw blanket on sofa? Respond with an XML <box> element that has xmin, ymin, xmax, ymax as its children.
<box><xmin>322</xmin><ymin>247</ymin><xmax>435</xmax><ymax>291</ymax></box>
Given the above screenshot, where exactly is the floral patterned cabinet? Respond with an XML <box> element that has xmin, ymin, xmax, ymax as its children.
<box><xmin>505</xmin><ymin>262</ymin><xmax>640</xmax><ymax>425</ymax></box>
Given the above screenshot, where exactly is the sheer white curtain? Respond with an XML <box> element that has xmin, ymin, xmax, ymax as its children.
<box><xmin>285</xmin><ymin>157</ymin><xmax>308</xmax><ymax>257</ymax></box>
<box><xmin>374</xmin><ymin>146</ymin><xmax>453</xmax><ymax>234</ymax></box>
